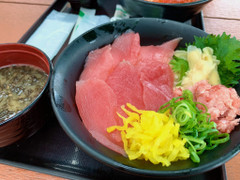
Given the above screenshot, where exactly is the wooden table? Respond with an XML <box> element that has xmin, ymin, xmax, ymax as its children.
<box><xmin>0</xmin><ymin>0</ymin><xmax>239</xmax><ymax>179</ymax></box>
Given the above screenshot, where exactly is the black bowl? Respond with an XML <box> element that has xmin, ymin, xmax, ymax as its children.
<box><xmin>50</xmin><ymin>18</ymin><xmax>240</xmax><ymax>177</ymax></box>
<box><xmin>119</xmin><ymin>0</ymin><xmax>212</xmax><ymax>22</ymax></box>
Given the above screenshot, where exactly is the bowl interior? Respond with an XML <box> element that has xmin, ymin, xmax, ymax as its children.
<box><xmin>51</xmin><ymin>18</ymin><xmax>240</xmax><ymax>177</ymax></box>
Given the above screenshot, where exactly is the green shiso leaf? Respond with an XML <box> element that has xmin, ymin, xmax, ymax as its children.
<box><xmin>189</xmin><ymin>32</ymin><xmax>240</xmax><ymax>87</ymax></box>
<box><xmin>170</xmin><ymin>32</ymin><xmax>240</xmax><ymax>87</ymax></box>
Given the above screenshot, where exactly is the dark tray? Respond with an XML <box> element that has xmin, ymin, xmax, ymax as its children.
<box><xmin>0</xmin><ymin>0</ymin><xmax>227</xmax><ymax>179</ymax></box>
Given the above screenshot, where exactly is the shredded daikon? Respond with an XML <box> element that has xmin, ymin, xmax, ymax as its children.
<box><xmin>107</xmin><ymin>103</ymin><xmax>189</xmax><ymax>166</ymax></box>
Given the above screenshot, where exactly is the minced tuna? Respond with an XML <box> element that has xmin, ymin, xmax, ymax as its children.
<box><xmin>174</xmin><ymin>80</ymin><xmax>240</xmax><ymax>133</ymax></box>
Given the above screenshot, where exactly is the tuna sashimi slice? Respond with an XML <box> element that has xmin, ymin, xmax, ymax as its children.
<box><xmin>139</xmin><ymin>62</ymin><xmax>174</xmax><ymax>110</ymax></box>
<box><xmin>135</xmin><ymin>38</ymin><xmax>179</xmax><ymax>110</ymax></box>
<box><xmin>106</xmin><ymin>61</ymin><xmax>145</xmax><ymax>117</ymax></box>
<box><xmin>75</xmin><ymin>79</ymin><xmax>124</xmax><ymax>155</ymax></box>
<box><xmin>137</xmin><ymin>37</ymin><xmax>181</xmax><ymax>65</ymax></box>
<box><xmin>142</xmin><ymin>82</ymin><xmax>173</xmax><ymax>111</ymax></box>
<box><xmin>139</xmin><ymin>61</ymin><xmax>175</xmax><ymax>88</ymax></box>
<box><xmin>80</xmin><ymin>45</ymin><xmax>119</xmax><ymax>81</ymax></box>
<box><xmin>111</xmin><ymin>32</ymin><xmax>140</xmax><ymax>65</ymax></box>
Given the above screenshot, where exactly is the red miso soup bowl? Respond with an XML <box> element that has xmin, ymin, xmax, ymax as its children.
<box><xmin>0</xmin><ymin>43</ymin><xmax>52</xmax><ymax>147</ymax></box>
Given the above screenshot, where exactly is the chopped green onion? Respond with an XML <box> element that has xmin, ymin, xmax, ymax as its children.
<box><xmin>158</xmin><ymin>89</ymin><xmax>230</xmax><ymax>163</ymax></box>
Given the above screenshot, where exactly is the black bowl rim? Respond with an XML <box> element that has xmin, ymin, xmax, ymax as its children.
<box><xmin>50</xmin><ymin>17</ymin><xmax>240</xmax><ymax>177</ymax></box>
<box><xmin>131</xmin><ymin>0</ymin><xmax>212</xmax><ymax>7</ymax></box>
<box><xmin>0</xmin><ymin>43</ymin><xmax>53</xmax><ymax>126</ymax></box>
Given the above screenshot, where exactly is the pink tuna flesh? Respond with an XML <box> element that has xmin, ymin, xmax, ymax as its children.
<box><xmin>80</xmin><ymin>45</ymin><xmax>119</xmax><ymax>81</ymax></box>
<box><xmin>75</xmin><ymin>79</ymin><xmax>124</xmax><ymax>155</ymax></box>
<box><xmin>106</xmin><ymin>61</ymin><xmax>145</xmax><ymax>117</ymax></box>
<box><xmin>137</xmin><ymin>37</ymin><xmax>182</xmax><ymax>65</ymax></box>
<box><xmin>111</xmin><ymin>32</ymin><xmax>141</xmax><ymax>65</ymax></box>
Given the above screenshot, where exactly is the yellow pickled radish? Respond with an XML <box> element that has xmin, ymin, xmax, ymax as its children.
<box><xmin>107</xmin><ymin>103</ymin><xmax>190</xmax><ymax>167</ymax></box>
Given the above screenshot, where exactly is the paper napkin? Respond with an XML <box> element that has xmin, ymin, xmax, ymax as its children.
<box><xmin>26</xmin><ymin>10</ymin><xmax>78</xmax><ymax>60</ymax></box>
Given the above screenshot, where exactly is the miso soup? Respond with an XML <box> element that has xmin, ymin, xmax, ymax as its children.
<box><xmin>0</xmin><ymin>65</ymin><xmax>48</xmax><ymax>122</ymax></box>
